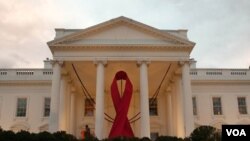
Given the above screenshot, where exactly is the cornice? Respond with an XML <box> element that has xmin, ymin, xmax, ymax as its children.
<box><xmin>50</xmin><ymin>44</ymin><xmax>193</xmax><ymax>51</ymax></box>
<box><xmin>49</xmin><ymin>45</ymin><xmax>193</xmax><ymax>57</ymax></box>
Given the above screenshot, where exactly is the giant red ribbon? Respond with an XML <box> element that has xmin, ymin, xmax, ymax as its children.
<box><xmin>109</xmin><ymin>71</ymin><xmax>134</xmax><ymax>138</ymax></box>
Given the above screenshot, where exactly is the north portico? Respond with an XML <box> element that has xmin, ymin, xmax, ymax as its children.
<box><xmin>47</xmin><ymin>16</ymin><xmax>196</xmax><ymax>139</ymax></box>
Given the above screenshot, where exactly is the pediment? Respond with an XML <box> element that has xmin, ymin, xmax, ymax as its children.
<box><xmin>48</xmin><ymin>16</ymin><xmax>195</xmax><ymax>47</ymax></box>
<box><xmin>63</xmin><ymin>24</ymin><xmax>180</xmax><ymax>46</ymax></box>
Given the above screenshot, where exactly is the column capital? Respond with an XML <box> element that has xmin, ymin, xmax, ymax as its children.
<box><xmin>94</xmin><ymin>59</ymin><xmax>107</xmax><ymax>67</ymax></box>
<box><xmin>137</xmin><ymin>59</ymin><xmax>151</xmax><ymax>67</ymax></box>
<box><xmin>51</xmin><ymin>60</ymin><xmax>64</xmax><ymax>67</ymax></box>
<box><xmin>178</xmin><ymin>60</ymin><xmax>190</xmax><ymax>67</ymax></box>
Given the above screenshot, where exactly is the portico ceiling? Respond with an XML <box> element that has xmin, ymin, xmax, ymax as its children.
<box><xmin>64</xmin><ymin>61</ymin><xmax>178</xmax><ymax>97</ymax></box>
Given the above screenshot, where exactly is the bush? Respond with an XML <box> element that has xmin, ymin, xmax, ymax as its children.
<box><xmin>0</xmin><ymin>127</ymin><xmax>222</xmax><ymax>141</ymax></box>
<box><xmin>53</xmin><ymin>131</ymin><xmax>78</xmax><ymax>141</ymax></box>
<box><xmin>190</xmin><ymin>126</ymin><xmax>221</xmax><ymax>141</ymax></box>
<box><xmin>155</xmin><ymin>136</ymin><xmax>183</xmax><ymax>141</ymax></box>
<box><xmin>0</xmin><ymin>130</ymin><xmax>16</xmax><ymax>141</ymax></box>
<box><xmin>35</xmin><ymin>131</ymin><xmax>57</xmax><ymax>141</ymax></box>
<box><xmin>16</xmin><ymin>130</ymin><xmax>32</xmax><ymax>141</ymax></box>
<box><xmin>102</xmin><ymin>136</ymin><xmax>141</xmax><ymax>141</ymax></box>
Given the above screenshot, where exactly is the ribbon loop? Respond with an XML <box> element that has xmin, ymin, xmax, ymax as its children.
<box><xmin>109</xmin><ymin>71</ymin><xmax>134</xmax><ymax>138</ymax></box>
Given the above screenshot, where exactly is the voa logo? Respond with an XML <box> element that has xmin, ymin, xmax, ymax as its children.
<box><xmin>226</xmin><ymin>129</ymin><xmax>246</xmax><ymax>136</ymax></box>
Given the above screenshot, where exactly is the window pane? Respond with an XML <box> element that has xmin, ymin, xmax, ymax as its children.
<box><xmin>16</xmin><ymin>98</ymin><xmax>27</xmax><ymax>117</ymax></box>
<box><xmin>192</xmin><ymin>97</ymin><xmax>197</xmax><ymax>115</ymax></box>
<box><xmin>238</xmin><ymin>97</ymin><xmax>247</xmax><ymax>114</ymax></box>
<box><xmin>44</xmin><ymin>98</ymin><xmax>51</xmax><ymax>117</ymax></box>
<box><xmin>84</xmin><ymin>98</ymin><xmax>94</xmax><ymax>116</ymax></box>
<box><xmin>212</xmin><ymin>97</ymin><xmax>222</xmax><ymax>115</ymax></box>
<box><xmin>149</xmin><ymin>98</ymin><xmax>158</xmax><ymax>116</ymax></box>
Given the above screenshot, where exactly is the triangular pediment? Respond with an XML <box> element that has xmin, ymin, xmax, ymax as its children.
<box><xmin>48</xmin><ymin>16</ymin><xmax>195</xmax><ymax>47</ymax></box>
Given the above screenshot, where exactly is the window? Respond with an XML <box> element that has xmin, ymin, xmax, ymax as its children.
<box><xmin>192</xmin><ymin>97</ymin><xmax>197</xmax><ymax>115</ymax></box>
<box><xmin>149</xmin><ymin>98</ymin><xmax>158</xmax><ymax>116</ymax></box>
<box><xmin>16</xmin><ymin>98</ymin><xmax>27</xmax><ymax>117</ymax></box>
<box><xmin>43</xmin><ymin>97</ymin><xmax>51</xmax><ymax>117</ymax></box>
<box><xmin>238</xmin><ymin>97</ymin><xmax>247</xmax><ymax>114</ymax></box>
<box><xmin>212</xmin><ymin>97</ymin><xmax>222</xmax><ymax>115</ymax></box>
<box><xmin>84</xmin><ymin>98</ymin><xmax>94</xmax><ymax>116</ymax></box>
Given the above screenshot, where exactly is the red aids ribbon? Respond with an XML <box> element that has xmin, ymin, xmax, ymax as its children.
<box><xmin>109</xmin><ymin>71</ymin><xmax>134</xmax><ymax>138</ymax></box>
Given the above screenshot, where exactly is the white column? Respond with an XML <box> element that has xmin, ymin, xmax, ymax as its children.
<box><xmin>138</xmin><ymin>61</ymin><xmax>150</xmax><ymax>138</ymax></box>
<box><xmin>171</xmin><ymin>87</ymin><xmax>177</xmax><ymax>136</ymax></box>
<box><xmin>181</xmin><ymin>62</ymin><xmax>195</xmax><ymax>136</ymax></box>
<box><xmin>49</xmin><ymin>60</ymin><xmax>63</xmax><ymax>132</ymax></box>
<box><xmin>65</xmin><ymin>81</ymin><xmax>71</xmax><ymax>133</ymax></box>
<box><xmin>94</xmin><ymin>60</ymin><xmax>106</xmax><ymax>140</ymax></box>
<box><xmin>69</xmin><ymin>87</ymin><xmax>76</xmax><ymax>135</ymax></box>
<box><xmin>175</xmin><ymin>77</ymin><xmax>185</xmax><ymax>137</ymax></box>
<box><xmin>59</xmin><ymin>75</ymin><xmax>67</xmax><ymax>131</ymax></box>
<box><xmin>167</xmin><ymin>92</ymin><xmax>173</xmax><ymax>136</ymax></box>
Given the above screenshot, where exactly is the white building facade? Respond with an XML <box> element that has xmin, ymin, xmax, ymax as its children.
<box><xmin>0</xmin><ymin>17</ymin><xmax>249</xmax><ymax>139</ymax></box>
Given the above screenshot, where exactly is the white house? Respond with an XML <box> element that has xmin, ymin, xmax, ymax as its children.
<box><xmin>0</xmin><ymin>16</ymin><xmax>249</xmax><ymax>139</ymax></box>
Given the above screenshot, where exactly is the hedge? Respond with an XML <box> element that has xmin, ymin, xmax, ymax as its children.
<box><xmin>0</xmin><ymin>125</ymin><xmax>221</xmax><ymax>141</ymax></box>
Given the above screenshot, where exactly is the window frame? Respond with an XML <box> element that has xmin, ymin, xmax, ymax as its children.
<box><xmin>43</xmin><ymin>97</ymin><xmax>51</xmax><ymax>117</ymax></box>
<box><xmin>237</xmin><ymin>97</ymin><xmax>247</xmax><ymax>115</ymax></box>
<box><xmin>212</xmin><ymin>97</ymin><xmax>223</xmax><ymax>115</ymax></box>
<box><xmin>192</xmin><ymin>97</ymin><xmax>197</xmax><ymax>115</ymax></box>
<box><xmin>149</xmin><ymin>98</ymin><xmax>158</xmax><ymax>116</ymax></box>
<box><xmin>84</xmin><ymin>98</ymin><xmax>94</xmax><ymax>116</ymax></box>
<box><xmin>16</xmin><ymin>97</ymin><xmax>28</xmax><ymax>117</ymax></box>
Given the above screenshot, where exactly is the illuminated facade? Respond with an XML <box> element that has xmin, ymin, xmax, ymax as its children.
<box><xmin>0</xmin><ymin>17</ymin><xmax>249</xmax><ymax>139</ymax></box>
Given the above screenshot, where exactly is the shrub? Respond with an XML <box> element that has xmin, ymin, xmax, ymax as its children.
<box><xmin>190</xmin><ymin>125</ymin><xmax>221</xmax><ymax>141</ymax></box>
<box><xmin>103</xmin><ymin>136</ymin><xmax>141</xmax><ymax>141</ymax></box>
<box><xmin>35</xmin><ymin>131</ymin><xmax>56</xmax><ymax>141</ymax></box>
<box><xmin>53</xmin><ymin>131</ymin><xmax>78</xmax><ymax>141</ymax></box>
<box><xmin>155</xmin><ymin>136</ymin><xmax>183</xmax><ymax>141</ymax></box>
<box><xmin>0</xmin><ymin>130</ymin><xmax>16</xmax><ymax>141</ymax></box>
<box><xmin>16</xmin><ymin>130</ymin><xmax>32</xmax><ymax>141</ymax></box>
<box><xmin>140</xmin><ymin>137</ymin><xmax>151</xmax><ymax>141</ymax></box>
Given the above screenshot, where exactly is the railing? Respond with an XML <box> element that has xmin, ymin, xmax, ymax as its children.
<box><xmin>0</xmin><ymin>71</ymin><xmax>7</xmax><ymax>75</ymax></box>
<box><xmin>190</xmin><ymin>69</ymin><xmax>250</xmax><ymax>80</ymax></box>
<box><xmin>0</xmin><ymin>69</ymin><xmax>53</xmax><ymax>81</ymax></box>
<box><xmin>1</xmin><ymin>68</ymin><xmax>249</xmax><ymax>81</ymax></box>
